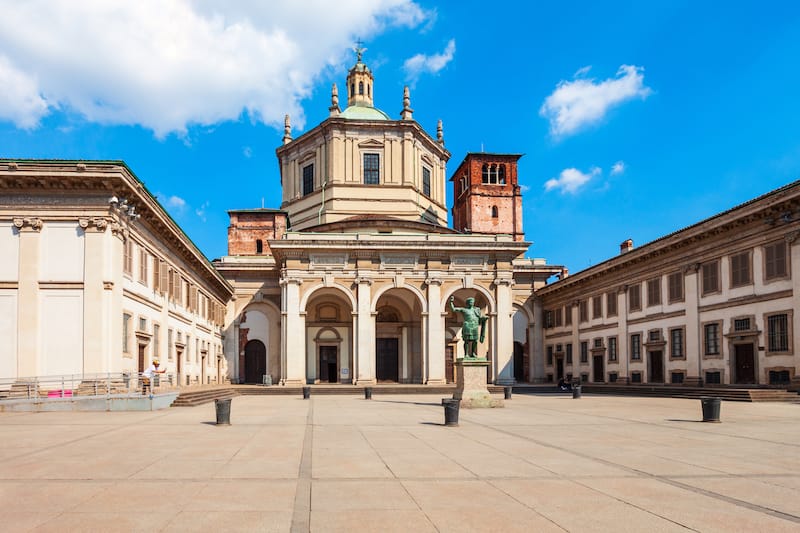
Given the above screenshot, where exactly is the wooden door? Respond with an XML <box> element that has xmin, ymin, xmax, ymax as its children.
<box><xmin>734</xmin><ymin>344</ymin><xmax>755</xmax><ymax>384</ymax></box>
<box><xmin>445</xmin><ymin>345</ymin><xmax>454</xmax><ymax>383</ymax></box>
<box><xmin>244</xmin><ymin>340</ymin><xmax>267</xmax><ymax>384</ymax></box>
<box><xmin>648</xmin><ymin>350</ymin><xmax>664</xmax><ymax>383</ymax></box>
<box><xmin>376</xmin><ymin>338</ymin><xmax>399</xmax><ymax>382</ymax></box>
<box><xmin>592</xmin><ymin>355</ymin><xmax>604</xmax><ymax>382</ymax></box>
<box><xmin>319</xmin><ymin>346</ymin><xmax>338</xmax><ymax>383</ymax></box>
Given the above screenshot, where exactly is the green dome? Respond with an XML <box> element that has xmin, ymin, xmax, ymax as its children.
<box><xmin>340</xmin><ymin>105</ymin><xmax>391</xmax><ymax>121</ymax></box>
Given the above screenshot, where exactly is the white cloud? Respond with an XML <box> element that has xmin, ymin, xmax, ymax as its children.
<box><xmin>403</xmin><ymin>39</ymin><xmax>455</xmax><ymax>85</ymax></box>
<box><xmin>544</xmin><ymin>167</ymin><xmax>601</xmax><ymax>194</ymax></box>
<box><xmin>195</xmin><ymin>201</ymin><xmax>210</xmax><ymax>222</ymax></box>
<box><xmin>611</xmin><ymin>160</ymin><xmax>625</xmax><ymax>175</ymax></box>
<box><xmin>0</xmin><ymin>55</ymin><xmax>49</xmax><ymax>129</ymax></box>
<box><xmin>165</xmin><ymin>195</ymin><xmax>187</xmax><ymax>211</ymax></box>
<box><xmin>539</xmin><ymin>65</ymin><xmax>652</xmax><ymax>138</ymax></box>
<box><xmin>0</xmin><ymin>0</ymin><xmax>432</xmax><ymax>137</ymax></box>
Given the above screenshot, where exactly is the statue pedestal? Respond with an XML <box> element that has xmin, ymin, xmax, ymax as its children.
<box><xmin>454</xmin><ymin>359</ymin><xmax>504</xmax><ymax>408</ymax></box>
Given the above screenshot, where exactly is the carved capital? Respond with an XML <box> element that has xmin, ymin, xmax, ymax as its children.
<box><xmin>423</xmin><ymin>277</ymin><xmax>444</xmax><ymax>287</ymax></box>
<box><xmin>354</xmin><ymin>276</ymin><xmax>374</xmax><ymax>286</ymax></box>
<box><xmin>683</xmin><ymin>262</ymin><xmax>701</xmax><ymax>274</ymax></box>
<box><xmin>93</xmin><ymin>217</ymin><xmax>109</xmax><ymax>231</ymax></box>
<box><xmin>13</xmin><ymin>217</ymin><xmax>43</xmax><ymax>232</ymax></box>
<box><xmin>79</xmin><ymin>218</ymin><xmax>90</xmax><ymax>229</ymax></box>
<box><xmin>493</xmin><ymin>278</ymin><xmax>514</xmax><ymax>287</ymax></box>
<box><xmin>279</xmin><ymin>277</ymin><xmax>304</xmax><ymax>287</ymax></box>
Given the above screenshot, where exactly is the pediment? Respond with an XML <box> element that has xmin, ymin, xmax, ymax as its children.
<box><xmin>358</xmin><ymin>138</ymin><xmax>384</xmax><ymax>148</ymax></box>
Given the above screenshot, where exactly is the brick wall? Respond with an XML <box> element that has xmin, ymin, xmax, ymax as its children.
<box><xmin>227</xmin><ymin>211</ymin><xmax>288</xmax><ymax>256</ymax></box>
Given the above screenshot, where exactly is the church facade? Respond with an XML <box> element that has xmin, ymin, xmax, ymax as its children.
<box><xmin>215</xmin><ymin>53</ymin><xmax>560</xmax><ymax>386</ymax></box>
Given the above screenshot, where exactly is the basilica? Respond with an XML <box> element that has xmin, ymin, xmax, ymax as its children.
<box><xmin>0</xmin><ymin>52</ymin><xmax>798</xmax><ymax>392</ymax></box>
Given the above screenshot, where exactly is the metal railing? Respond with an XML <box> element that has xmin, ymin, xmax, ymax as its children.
<box><xmin>0</xmin><ymin>372</ymin><xmax>178</xmax><ymax>400</ymax></box>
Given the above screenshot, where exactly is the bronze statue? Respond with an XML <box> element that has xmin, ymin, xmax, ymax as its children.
<box><xmin>449</xmin><ymin>295</ymin><xmax>488</xmax><ymax>358</ymax></box>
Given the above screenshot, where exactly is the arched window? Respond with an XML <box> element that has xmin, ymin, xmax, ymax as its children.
<box><xmin>498</xmin><ymin>165</ymin><xmax>506</xmax><ymax>185</ymax></box>
<box><xmin>367</xmin><ymin>84</ymin><xmax>371</xmax><ymax>97</ymax></box>
<box><xmin>491</xmin><ymin>206</ymin><xmax>499</xmax><ymax>218</ymax></box>
<box><xmin>350</xmin><ymin>83</ymin><xmax>355</xmax><ymax>97</ymax></box>
<box><xmin>256</xmin><ymin>239</ymin><xmax>263</xmax><ymax>254</ymax></box>
<box><xmin>482</xmin><ymin>164</ymin><xmax>489</xmax><ymax>184</ymax></box>
<box><xmin>359</xmin><ymin>81</ymin><xmax>364</xmax><ymax>95</ymax></box>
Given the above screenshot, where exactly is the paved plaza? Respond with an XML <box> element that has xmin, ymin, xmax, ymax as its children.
<box><xmin>0</xmin><ymin>393</ymin><xmax>799</xmax><ymax>532</ymax></box>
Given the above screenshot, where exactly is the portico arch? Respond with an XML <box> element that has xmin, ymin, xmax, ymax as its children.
<box><xmin>305</xmin><ymin>287</ymin><xmax>354</xmax><ymax>384</ymax></box>
<box><xmin>374</xmin><ymin>288</ymin><xmax>423</xmax><ymax>383</ymax></box>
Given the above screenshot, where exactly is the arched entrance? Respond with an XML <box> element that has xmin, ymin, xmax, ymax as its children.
<box><xmin>513</xmin><ymin>342</ymin><xmax>525</xmax><ymax>382</ymax></box>
<box><xmin>244</xmin><ymin>340</ymin><xmax>266</xmax><ymax>384</ymax></box>
<box><xmin>374</xmin><ymin>288</ymin><xmax>423</xmax><ymax>383</ymax></box>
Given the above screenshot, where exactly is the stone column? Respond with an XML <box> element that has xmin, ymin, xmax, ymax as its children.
<box><xmin>355</xmin><ymin>277</ymin><xmax>375</xmax><ymax>384</ymax></box>
<box><xmin>532</xmin><ymin>297</ymin><xmax>545</xmax><ymax>383</ymax></box>
<box><xmin>280</xmin><ymin>276</ymin><xmax>305</xmax><ymax>385</ymax></box>
<box><xmin>14</xmin><ymin>217</ymin><xmax>42</xmax><ymax>377</ymax></box>
<box><xmin>425</xmin><ymin>277</ymin><xmax>446</xmax><ymax>384</ymax></box>
<box><xmin>683</xmin><ymin>264</ymin><xmax>702</xmax><ymax>386</ymax></box>
<box><xmin>494</xmin><ymin>277</ymin><xmax>515</xmax><ymax>385</ymax></box>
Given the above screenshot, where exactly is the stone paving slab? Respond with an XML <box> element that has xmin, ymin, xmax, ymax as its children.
<box><xmin>1</xmin><ymin>393</ymin><xmax>799</xmax><ymax>532</ymax></box>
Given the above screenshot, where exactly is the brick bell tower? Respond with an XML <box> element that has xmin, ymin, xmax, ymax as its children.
<box><xmin>450</xmin><ymin>153</ymin><xmax>524</xmax><ymax>241</ymax></box>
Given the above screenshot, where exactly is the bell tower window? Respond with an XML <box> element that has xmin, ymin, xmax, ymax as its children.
<box><xmin>422</xmin><ymin>167</ymin><xmax>431</xmax><ymax>197</ymax></box>
<box><xmin>359</xmin><ymin>81</ymin><xmax>364</xmax><ymax>95</ymax></box>
<box><xmin>256</xmin><ymin>239</ymin><xmax>263</xmax><ymax>254</ymax></box>
<box><xmin>302</xmin><ymin>163</ymin><xmax>314</xmax><ymax>196</ymax></box>
<box><xmin>491</xmin><ymin>206</ymin><xmax>498</xmax><ymax>218</ymax></box>
<box><xmin>498</xmin><ymin>165</ymin><xmax>506</xmax><ymax>185</ymax></box>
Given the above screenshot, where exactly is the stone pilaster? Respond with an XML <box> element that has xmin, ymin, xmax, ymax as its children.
<box><xmin>494</xmin><ymin>277</ymin><xmax>515</xmax><ymax>385</ymax></box>
<box><xmin>355</xmin><ymin>276</ymin><xmax>375</xmax><ymax>384</ymax></box>
<box><xmin>15</xmin><ymin>217</ymin><xmax>42</xmax><ymax>377</ymax></box>
<box><xmin>532</xmin><ymin>297</ymin><xmax>545</xmax><ymax>383</ymax></box>
<box><xmin>280</xmin><ymin>276</ymin><xmax>305</xmax><ymax>385</ymax></box>
<box><xmin>424</xmin><ymin>277</ymin><xmax>446</xmax><ymax>384</ymax></box>
<box><xmin>683</xmin><ymin>264</ymin><xmax>702</xmax><ymax>386</ymax></box>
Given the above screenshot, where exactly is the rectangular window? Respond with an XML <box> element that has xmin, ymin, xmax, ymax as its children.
<box><xmin>138</xmin><ymin>249</ymin><xmax>148</xmax><ymax>285</ymax></box>
<box><xmin>544</xmin><ymin>310</ymin><xmax>553</xmax><ymax>328</ymax></box>
<box><xmin>159</xmin><ymin>261</ymin><xmax>168</xmax><ymax>295</ymax></box>
<box><xmin>671</xmin><ymin>372</ymin><xmax>684</xmax><ymax>384</ymax></box>
<box><xmin>606</xmin><ymin>291</ymin><xmax>617</xmax><ymax>317</ymax></box>
<box><xmin>631</xmin><ymin>372</ymin><xmax>642</xmax><ymax>383</ymax></box>
<box><xmin>422</xmin><ymin>166</ymin><xmax>431</xmax><ymax>197</ymax></box>
<box><xmin>153</xmin><ymin>324</ymin><xmax>160</xmax><ymax>357</ymax></box>
<box><xmin>122</xmin><ymin>313</ymin><xmax>131</xmax><ymax>353</ymax></box>
<box><xmin>546</xmin><ymin>345</ymin><xmax>553</xmax><ymax>365</ymax></box>
<box><xmin>608</xmin><ymin>337</ymin><xmax>617</xmax><ymax>361</ymax></box>
<box><xmin>592</xmin><ymin>296</ymin><xmax>602</xmax><ymax>319</ymax></box>
<box><xmin>186</xmin><ymin>335</ymin><xmax>191</xmax><ymax>362</ymax></box>
<box><xmin>580</xmin><ymin>341</ymin><xmax>588</xmax><ymax>363</ymax></box>
<box><xmin>649</xmin><ymin>329</ymin><xmax>661</xmax><ymax>342</ymax></box>
<box><xmin>767</xmin><ymin>313</ymin><xmax>789</xmax><ymax>352</ymax></box>
<box><xmin>302</xmin><ymin>163</ymin><xmax>314</xmax><ymax>196</ymax></box>
<box><xmin>564</xmin><ymin>304</ymin><xmax>573</xmax><ymax>326</ymax></box>
<box><xmin>363</xmin><ymin>153</ymin><xmax>380</xmax><ymax>184</ymax></box>
<box><xmin>705</xmin><ymin>371</ymin><xmax>721</xmax><ymax>384</ymax></box>
<box><xmin>630</xmin><ymin>334</ymin><xmax>641</xmax><ymax>360</ymax></box>
<box><xmin>628</xmin><ymin>284</ymin><xmax>641</xmax><ymax>311</ymax></box>
<box><xmin>668</xmin><ymin>271</ymin><xmax>684</xmax><ymax>302</ymax></box>
<box><xmin>704</xmin><ymin>323</ymin><xmax>720</xmax><ymax>355</ymax></box>
<box><xmin>123</xmin><ymin>240</ymin><xmax>133</xmax><ymax>275</ymax></box>
<box><xmin>702</xmin><ymin>260</ymin><xmax>720</xmax><ymax>295</ymax></box>
<box><xmin>593</xmin><ymin>338</ymin><xmax>603</xmax><ymax>349</ymax></box>
<box><xmin>730</xmin><ymin>251</ymin><xmax>751</xmax><ymax>287</ymax></box>
<box><xmin>138</xmin><ymin>317</ymin><xmax>147</xmax><ymax>331</ymax></box>
<box><xmin>647</xmin><ymin>278</ymin><xmax>661</xmax><ymax>307</ymax></box>
<box><xmin>566</xmin><ymin>343</ymin><xmax>573</xmax><ymax>364</ymax></box>
<box><xmin>554</xmin><ymin>307</ymin><xmax>562</xmax><ymax>327</ymax></box>
<box><xmin>764</xmin><ymin>241</ymin><xmax>788</xmax><ymax>280</ymax></box>
<box><xmin>670</xmin><ymin>328</ymin><xmax>684</xmax><ymax>359</ymax></box>
<box><xmin>734</xmin><ymin>318</ymin><xmax>751</xmax><ymax>332</ymax></box>
<box><xmin>579</xmin><ymin>300</ymin><xmax>588</xmax><ymax>322</ymax></box>
<box><xmin>168</xmin><ymin>329</ymin><xmax>174</xmax><ymax>361</ymax></box>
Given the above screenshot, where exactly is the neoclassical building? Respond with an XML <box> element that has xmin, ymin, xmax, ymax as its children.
<box><xmin>0</xmin><ymin>161</ymin><xmax>231</xmax><ymax>387</ymax></box>
<box><xmin>216</xmin><ymin>53</ymin><xmax>561</xmax><ymax>386</ymax></box>
<box><xmin>538</xmin><ymin>181</ymin><xmax>800</xmax><ymax>388</ymax></box>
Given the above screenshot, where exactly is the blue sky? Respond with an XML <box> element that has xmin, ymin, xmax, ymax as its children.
<box><xmin>1</xmin><ymin>1</ymin><xmax>799</xmax><ymax>273</ymax></box>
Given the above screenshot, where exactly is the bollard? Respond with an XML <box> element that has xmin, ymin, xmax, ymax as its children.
<box><xmin>504</xmin><ymin>386</ymin><xmax>512</xmax><ymax>400</ymax></box>
<box><xmin>572</xmin><ymin>385</ymin><xmax>582</xmax><ymax>399</ymax></box>
<box><xmin>215</xmin><ymin>398</ymin><xmax>232</xmax><ymax>425</ymax></box>
<box><xmin>700</xmin><ymin>396</ymin><xmax>721</xmax><ymax>422</ymax></box>
<box><xmin>364</xmin><ymin>387</ymin><xmax>373</xmax><ymax>400</ymax></box>
<box><xmin>442</xmin><ymin>398</ymin><xmax>460</xmax><ymax>426</ymax></box>
<box><xmin>302</xmin><ymin>386</ymin><xmax>311</xmax><ymax>399</ymax></box>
